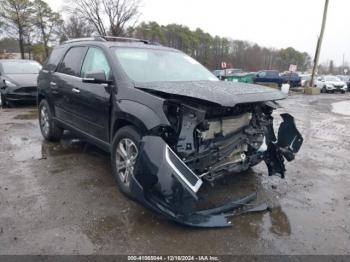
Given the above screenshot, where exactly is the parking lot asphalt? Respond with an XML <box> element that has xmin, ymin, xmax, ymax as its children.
<box><xmin>0</xmin><ymin>93</ymin><xmax>350</xmax><ymax>255</ymax></box>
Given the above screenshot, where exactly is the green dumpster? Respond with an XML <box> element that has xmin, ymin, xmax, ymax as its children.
<box><xmin>223</xmin><ymin>73</ymin><xmax>255</xmax><ymax>84</ymax></box>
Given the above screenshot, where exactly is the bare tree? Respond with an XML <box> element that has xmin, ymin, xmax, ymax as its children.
<box><xmin>66</xmin><ymin>0</ymin><xmax>140</xmax><ymax>37</ymax></box>
<box><xmin>102</xmin><ymin>0</ymin><xmax>140</xmax><ymax>36</ymax></box>
<box><xmin>66</xmin><ymin>0</ymin><xmax>107</xmax><ymax>36</ymax></box>
<box><xmin>0</xmin><ymin>0</ymin><xmax>33</xmax><ymax>59</ymax></box>
<box><xmin>63</xmin><ymin>15</ymin><xmax>95</xmax><ymax>39</ymax></box>
<box><xmin>328</xmin><ymin>60</ymin><xmax>334</xmax><ymax>74</ymax></box>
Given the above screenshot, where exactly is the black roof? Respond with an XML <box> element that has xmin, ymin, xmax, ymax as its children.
<box><xmin>60</xmin><ymin>36</ymin><xmax>178</xmax><ymax>52</ymax></box>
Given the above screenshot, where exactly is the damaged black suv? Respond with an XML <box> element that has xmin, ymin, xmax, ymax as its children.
<box><xmin>37</xmin><ymin>36</ymin><xmax>303</xmax><ymax>227</ymax></box>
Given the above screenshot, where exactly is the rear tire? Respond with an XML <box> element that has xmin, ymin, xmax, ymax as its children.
<box><xmin>38</xmin><ymin>99</ymin><xmax>63</xmax><ymax>142</ymax></box>
<box><xmin>111</xmin><ymin>126</ymin><xmax>141</xmax><ymax>197</ymax></box>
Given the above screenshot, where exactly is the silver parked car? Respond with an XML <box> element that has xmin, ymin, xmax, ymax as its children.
<box><xmin>316</xmin><ymin>75</ymin><xmax>347</xmax><ymax>93</ymax></box>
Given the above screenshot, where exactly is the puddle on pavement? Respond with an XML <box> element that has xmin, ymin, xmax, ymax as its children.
<box><xmin>13</xmin><ymin>110</ymin><xmax>38</xmax><ymax>120</ymax></box>
<box><xmin>9</xmin><ymin>136</ymin><xmax>43</xmax><ymax>162</ymax></box>
<box><xmin>9</xmin><ymin>133</ymin><xmax>102</xmax><ymax>162</ymax></box>
<box><xmin>83</xmin><ymin>167</ymin><xmax>293</xmax><ymax>249</ymax></box>
<box><xmin>266</xmin><ymin>206</ymin><xmax>291</xmax><ymax>236</ymax></box>
<box><xmin>332</xmin><ymin>101</ymin><xmax>350</xmax><ymax>116</ymax></box>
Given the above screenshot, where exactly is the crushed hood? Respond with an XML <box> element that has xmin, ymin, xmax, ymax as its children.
<box><xmin>135</xmin><ymin>80</ymin><xmax>286</xmax><ymax>107</ymax></box>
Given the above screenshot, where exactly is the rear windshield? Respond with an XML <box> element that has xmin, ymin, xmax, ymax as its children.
<box><xmin>1</xmin><ymin>61</ymin><xmax>42</xmax><ymax>74</ymax></box>
<box><xmin>112</xmin><ymin>47</ymin><xmax>218</xmax><ymax>82</ymax></box>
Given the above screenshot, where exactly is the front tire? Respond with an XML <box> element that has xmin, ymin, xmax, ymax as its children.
<box><xmin>321</xmin><ymin>86</ymin><xmax>327</xmax><ymax>93</ymax></box>
<box><xmin>111</xmin><ymin>126</ymin><xmax>141</xmax><ymax>196</ymax></box>
<box><xmin>38</xmin><ymin>99</ymin><xmax>63</xmax><ymax>142</ymax></box>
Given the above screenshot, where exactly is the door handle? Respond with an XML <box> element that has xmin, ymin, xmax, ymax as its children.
<box><xmin>50</xmin><ymin>81</ymin><xmax>57</xmax><ymax>88</ymax></box>
<box><xmin>72</xmin><ymin>88</ymin><xmax>80</xmax><ymax>93</ymax></box>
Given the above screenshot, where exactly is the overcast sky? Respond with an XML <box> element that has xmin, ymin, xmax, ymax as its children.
<box><xmin>46</xmin><ymin>0</ymin><xmax>349</xmax><ymax>65</ymax></box>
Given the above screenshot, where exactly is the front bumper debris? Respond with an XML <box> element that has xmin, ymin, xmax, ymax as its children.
<box><xmin>264</xmin><ymin>113</ymin><xmax>303</xmax><ymax>178</ymax></box>
<box><xmin>130</xmin><ymin>114</ymin><xmax>303</xmax><ymax>228</ymax></box>
<box><xmin>131</xmin><ymin>136</ymin><xmax>269</xmax><ymax>227</ymax></box>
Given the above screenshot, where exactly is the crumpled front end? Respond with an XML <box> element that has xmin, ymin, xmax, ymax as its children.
<box><xmin>130</xmin><ymin>100</ymin><xmax>303</xmax><ymax>227</ymax></box>
<box><xmin>131</xmin><ymin>136</ymin><xmax>268</xmax><ymax>227</ymax></box>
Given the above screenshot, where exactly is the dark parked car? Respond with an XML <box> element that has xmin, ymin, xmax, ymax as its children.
<box><xmin>38</xmin><ymin>37</ymin><xmax>303</xmax><ymax>227</ymax></box>
<box><xmin>281</xmin><ymin>72</ymin><xmax>301</xmax><ymax>87</ymax></box>
<box><xmin>0</xmin><ymin>59</ymin><xmax>42</xmax><ymax>106</ymax></box>
<box><xmin>253</xmin><ymin>70</ymin><xmax>283</xmax><ymax>87</ymax></box>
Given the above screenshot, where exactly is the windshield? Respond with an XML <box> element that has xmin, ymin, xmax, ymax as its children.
<box><xmin>2</xmin><ymin>61</ymin><xmax>42</xmax><ymax>74</ymax></box>
<box><xmin>113</xmin><ymin>47</ymin><xmax>218</xmax><ymax>82</ymax></box>
<box><xmin>325</xmin><ymin>76</ymin><xmax>340</xmax><ymax>82</ymax></box>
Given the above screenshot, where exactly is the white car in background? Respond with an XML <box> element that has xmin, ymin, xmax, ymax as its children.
<box><xmin>316</xmin><ymin>75</ymin><xmax>347</xmax><ymax>93</ymax></box>
<box><xmin>300</xmin><ymin>74</ymin><xmax>312</xmax><ymax>87</ymax></box>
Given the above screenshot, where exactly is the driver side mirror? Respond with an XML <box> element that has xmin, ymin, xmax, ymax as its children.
<box><xmin>82</xmin><ymin>70</ymin><xmax>111</xmax><ymax>84</ymax></box>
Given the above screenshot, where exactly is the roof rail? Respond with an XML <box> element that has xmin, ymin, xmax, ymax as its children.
<box><xmin>62</xmin><ymin>35</ymin><xmax>160</xmax><ymax>45</ymax></box>
<box><xmin>63</xmin><ymin>36</ymin><xmax>106</xmax><ymax>44</ymax></box>
<box><xmin>99</xmin><ymin>36</ymin><xmax>152</xmax><ymax>44</ymax></box>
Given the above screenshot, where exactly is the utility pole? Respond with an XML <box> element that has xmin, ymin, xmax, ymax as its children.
<box><xmin>310</xmin><ymin>0</ymin><xmax>329</xmax><ymax>87</ymax></box>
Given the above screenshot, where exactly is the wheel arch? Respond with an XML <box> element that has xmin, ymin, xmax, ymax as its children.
<box><xmin>110</xmin><ymin>99</ymin><xmax>170</xmax><ymax>142</ymax></box>
<box><xmin>111</xmin><ymin>115</ymin><xmax>148</xmax><ymax>142</ymax></box>
<box><xmin>37</xmin><ymin>93</ymin><xmax>45</xmax><ymax>106</ymax></box>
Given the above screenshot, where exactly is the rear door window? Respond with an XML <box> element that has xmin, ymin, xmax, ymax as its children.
<box><xmin>57</xmin><ymin>46</ymin><xmax>87</xmax><ymax>77</ymax></box>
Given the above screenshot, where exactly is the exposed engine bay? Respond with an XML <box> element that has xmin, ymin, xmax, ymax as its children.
<box><xmin>129</xmin><ymin>82</ymin><xmax>303</xmax><ymax>228</ymax></box>
<box><xmin>161</xmin><ymin>99</ymin><xmax>302</xmax><ymax>180</ymax></box>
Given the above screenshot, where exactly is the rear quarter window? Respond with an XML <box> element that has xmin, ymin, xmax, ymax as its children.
<box><xmin>43</xmin><ymin>47</ymin><xmax>66</xmax><ymax>72</ymax></box>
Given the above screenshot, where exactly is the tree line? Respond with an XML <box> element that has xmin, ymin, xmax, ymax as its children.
<box><xmin>128</xmin><ymin>22</ymin><xmax>312</xmax><ymax>72</ymax></box>
<box><xmin>1</xmin><ymin>0</ymin><xmax>314</xmax><ymax>72</ymax></box>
